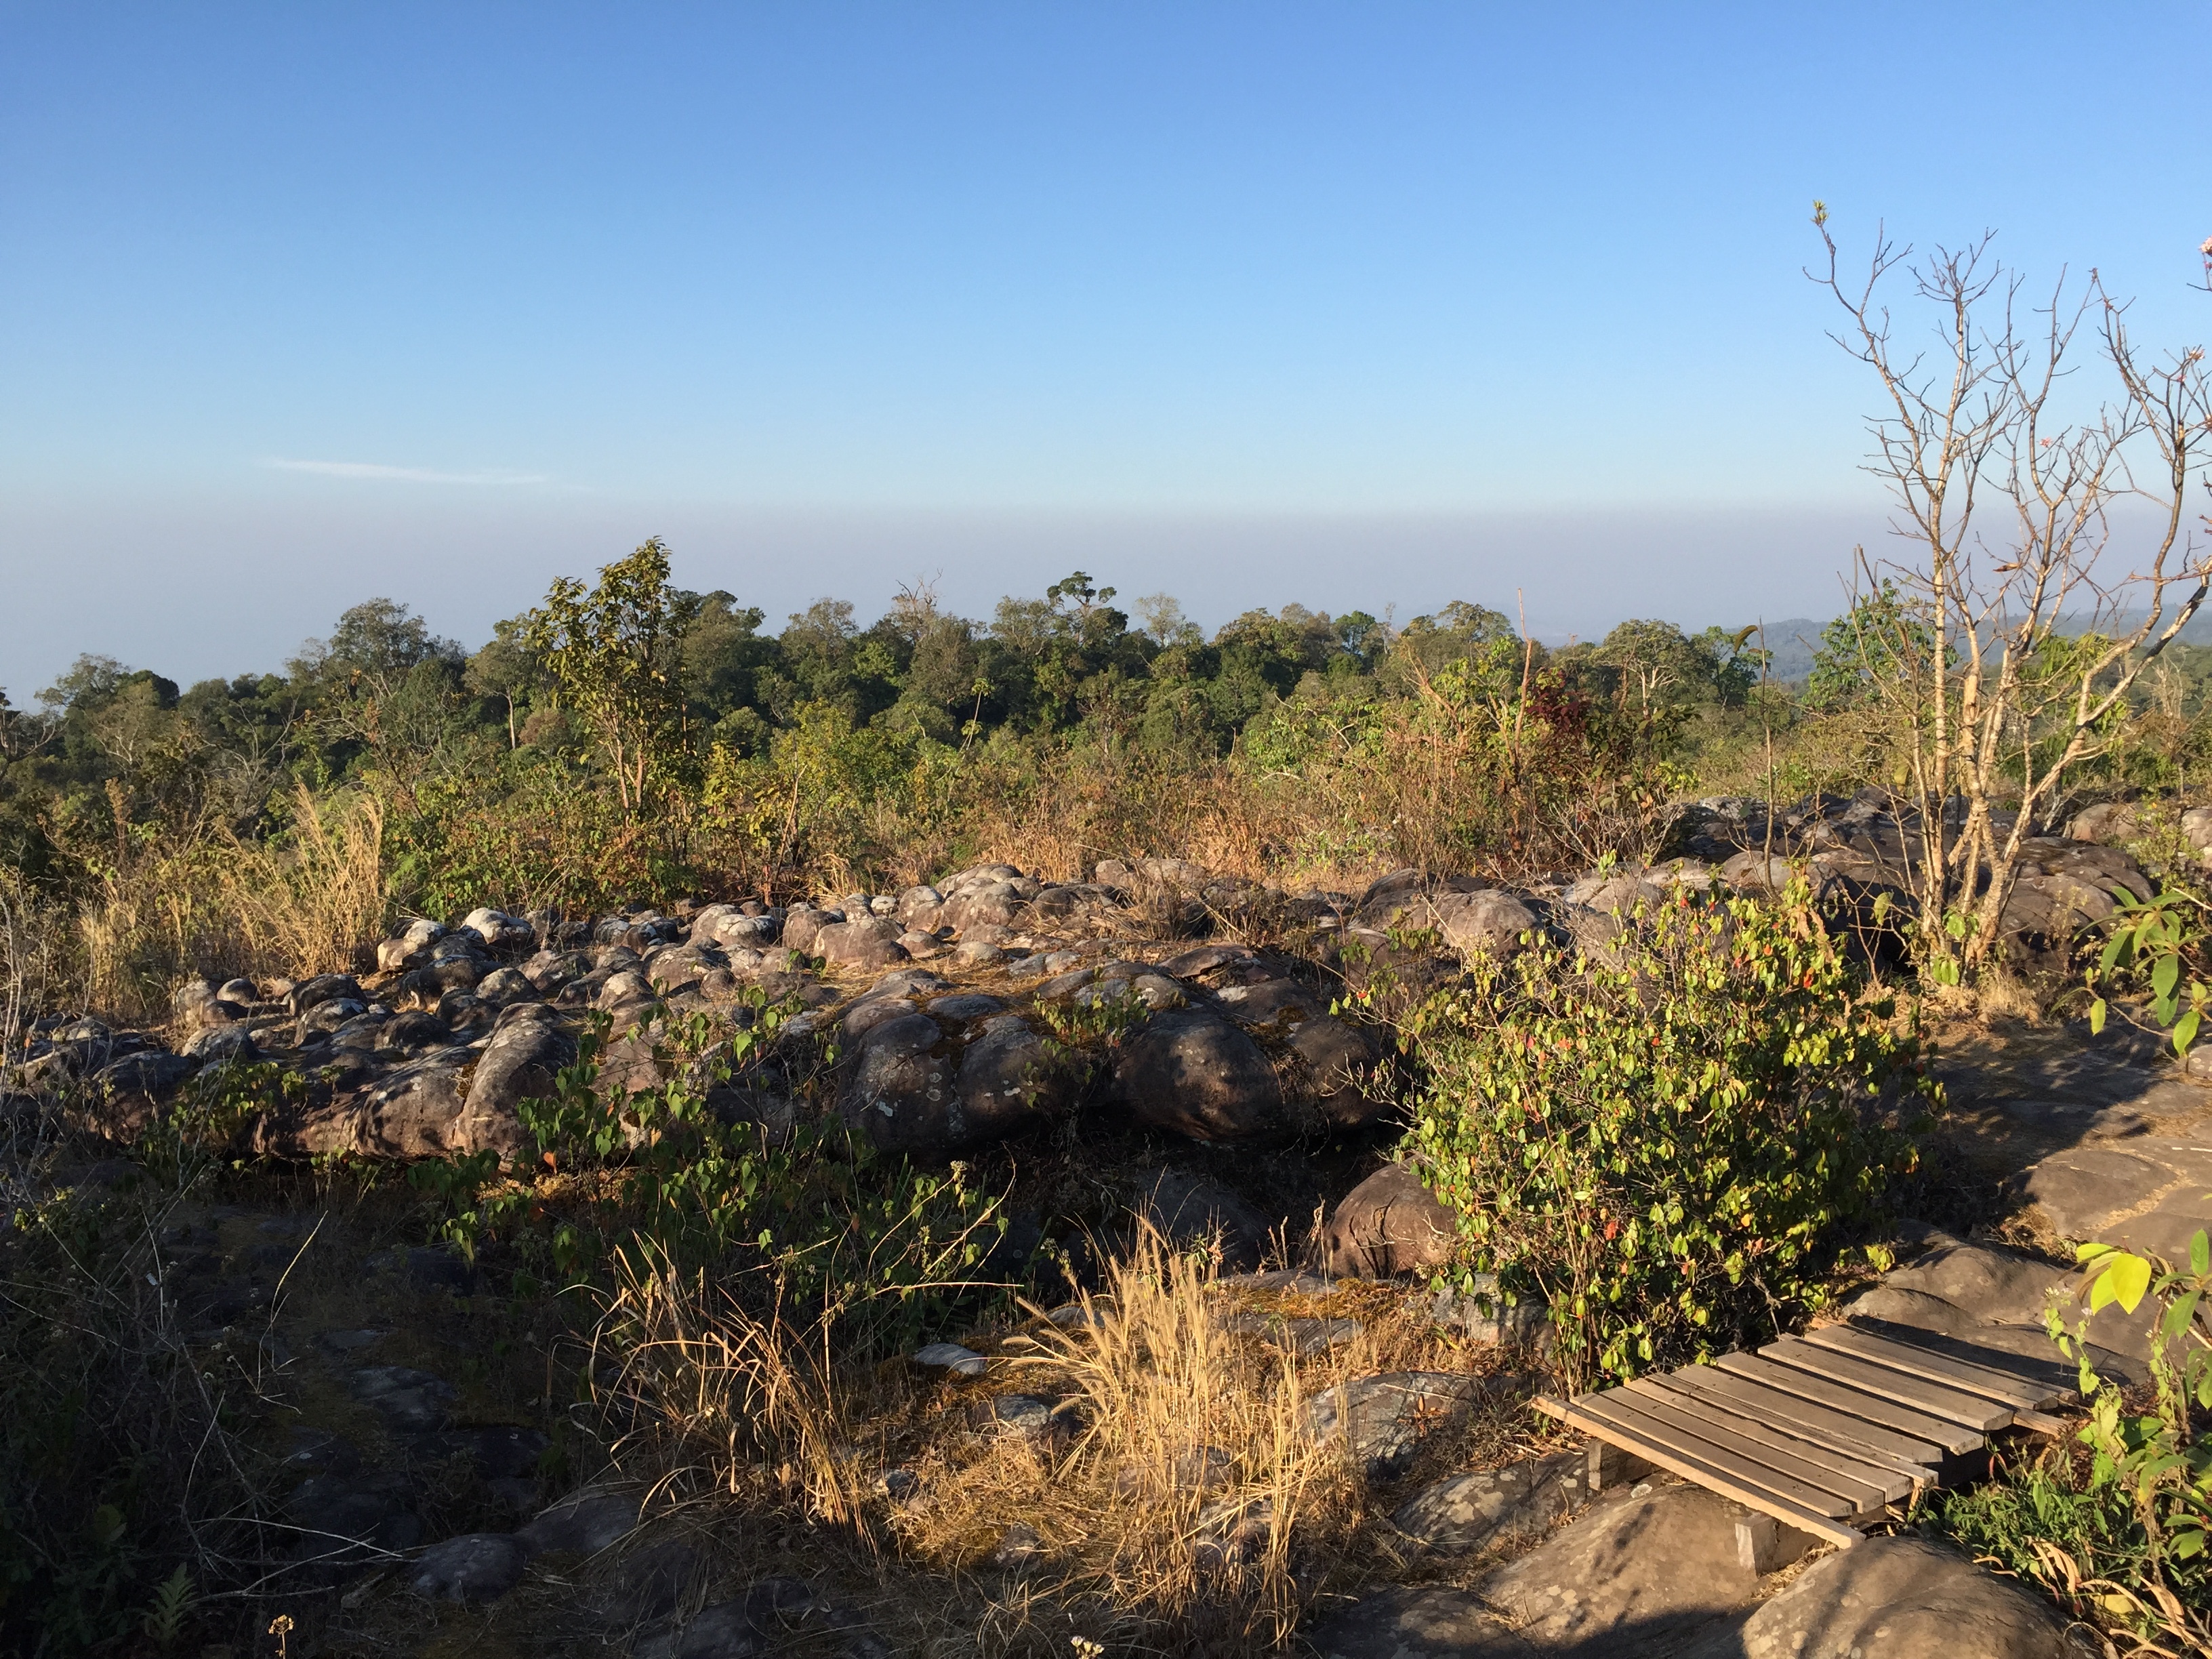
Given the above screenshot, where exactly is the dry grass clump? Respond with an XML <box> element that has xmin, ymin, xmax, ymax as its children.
<box><xmin>62</xmin><ymin>785</ymin><xmax>388</xmax><ymax>1021</ymax></box>
<box><xmin>592</xmin><ymin>1248</ymin><xmax>876</xmax><ymax>1531</ymax></box>
<box><xmin>584</xmin><ymin>1229</ymin><xmax>1434</xmax><ymax>1658</ymax></box>
<box><xmin>903</xmin><ymin>1233</ymin><xmax>1368</xmax><ymax>1652</ymax></box>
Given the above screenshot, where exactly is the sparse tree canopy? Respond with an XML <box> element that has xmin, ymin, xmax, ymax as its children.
<box><xmin>520</xmin><ymin>537</ymin><xmax>703</xmax><ymax>811</ymax></box>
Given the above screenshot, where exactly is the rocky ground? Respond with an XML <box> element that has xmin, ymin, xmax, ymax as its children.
<box><xmin>6</xmin><ymin>790</ymin><xmax>2203</xmax><ymax>1656</ymax></box>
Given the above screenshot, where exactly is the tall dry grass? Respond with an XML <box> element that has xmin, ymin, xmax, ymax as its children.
<box><xmin>68</xmin><ymin>785</ymin><xmax>388</xmax><ymax>1021</ymax></box>
<box><xmin>587</xmin><ymin>1227</ymin><xmax>1377</xmax><ymax>1658</ymax></box>
<box><xmin>960</xmin><ymin>745</ymin><xmax>1380</xmax><ymax>895</ymax></box>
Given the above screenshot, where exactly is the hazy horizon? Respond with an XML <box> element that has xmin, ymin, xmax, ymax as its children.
<box><xmin>0</xmin><ymin>494</ymin><xmax>1881</xmax><ymax>697</ymax></box>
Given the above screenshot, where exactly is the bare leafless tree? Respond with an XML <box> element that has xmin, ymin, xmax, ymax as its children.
<box><xmin>1811</xmin><ymin>208</ymin><xmax>2212</xmax><ymax>976</ymax></box>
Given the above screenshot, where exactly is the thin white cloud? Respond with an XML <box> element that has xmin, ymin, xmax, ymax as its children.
<box><xmin>260</xmin><ymin>457</ymin><xmax>549</xmax><ymax>485</ymax></box>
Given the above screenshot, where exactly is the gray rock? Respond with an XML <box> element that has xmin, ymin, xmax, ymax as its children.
<box><xmin>1132</xmin><ymin>1168</ymin><xmax>1273</xmax><ymax>1269</ymax></box>
<box><xmin>840</xmin><ymin>995</ymin><xmax>917</xmax><ymax>1040</ymax></box>
<box><xmin>1718</xmin><ymin>849</ymin><xmax>1792</xmax><ymax>893</ymax></box>
<box><xmin>991</xmin><ymin>1521</ymin><xmax>1044</xmax><ymax>1567</ymax></box>
<box><xmin>1322</xmin><ymin>1164</ymin><xmax>1457</xmax><ymax>1277</ymax></box>
<box><xmin>1109</xmin><ymin>1008</ymin><xmax>1286</xmax><ymax>1143</ymax></box>
<box><xmin>1307</xmin><ymin>1586</ymin><xmax>1532</xmax><ymax>1657</ymax></box>
<box><xmin>912</xmin><ymin>1342</ymin><xmax>987</xmax><ymax>1376</ymax></box>
<box><xmin>1431</xmin><ymin>1279</ymin><xmax>1550</xmax><ymax>1347</ymax></box>
<box><xmin>838</xmin><ymin>1009</ymin><xmax>1061</xmax><ymax>1156</ymax></box>
<box><xmin>457</xmin><ymin>1002</ymin><xmax>577</xmax><ymax>1165</ymax></box>
<box><xmin>409</xmin><ymin>1532</ymin><xmax>528</xmax><ymax>1603</ymax></box>
<box><xmin>286</xmin><ymin>1471</ymin><xmax>420</xmax><ymax>1561</ymax></box>
<box><xmin>1305</xmin><ymin>1372</ymin><xmax>1483</xmax><ymax>1481</ymax></box>
<box><xmin>929</xmin><ymin>992</ymin><xmax>1005</xmax><ymax>1021</ymax></box>
<box><xmin>1216</xmin><ymin>1309</ymin><xmax>1361</xmax><ymax>1357</ymax></box>
<box><xmin>349</xmin><ymin>1048</ymin><xmax>474</xmax><ymax>1157</ymax></box>
<box><xmin>95</xmin><ymin>1049</ymin><xmax>192</xmax><ymax>1100</ymax></box>
<box><xmin>1431</xmin><ymin>887</ymin><xmax>1540</xmax><ymax>958</ymax></box>
<box><xmin>2186</xmin><ymin>804</ymin><xmax>2212</xmax><ymax>859</ymax></box>
<box><xmin>639</xmin><ymin>1578</ymin><xmax>817</xmax><ymax>1659</ymax></box>
<box><xmin>2023</xmin><ymin>1138</ymin><xmax>2212</xmax><ymax>1263</ymax></box>
<box><xmin>347</xmin><ymin>1365</ymin><xmax>455</xmax><ymax>1433</ymax></box>
<box><xmin>953</xmin><ymin>1013</ymin><xmax>1065</xmax><ymax>1136</ymax></box>
<box><xmin>1282</xmin><ymin>1012</ymin><xmax>1387</xmax><ymax>1126</ymax></box>
<box><xmin>1483</xmin><ymin>1484</ymin><xmax>1759</xmax><ymax>1652</ymax></box>
<box><xmin>942</xmin><ymin>880</ymin><xmax>1023</xmax><ymax>933</ymax></box>
<box><xmin>520</xmin><ymin>947</ymin><xmax>592</xmax><ymax>992</ymax></box>
<box><xmin>647</xmin><ymin>942</ymin><xmax>724</xmax><ymax>993</ymax></box>
<box><xmin>1563</xmin><ymin>869</ymin><xmax>1669</xmax><ymax>916</ymax></box>
<box><xmin>298</xmin><ymin>996</ymin><xmax>369</xmax><ymax>1040</ymax></box>
<box><xmin>815</xmin><ymin>918</ymin><xmax>909</xmax><ymax>970</ymax></box>
<box><xmin>514</xmin><ymin>1488</ymin><xmax>640</xmax><ymax>1556</ymax></box>
<box><xmin>979</xmin><ymin>1393</ymin><xmax>1054</xmax><ymax>1435</ymax></box>
<box><xmin>1848</xmin><ymin>1232</ymin><xmax>2151</xmax><ymax>1379</ymax></box>
<box><xmin>1391</xmin><ymin>1451</ymin><xmax>1589</xmax><ymax>1553</ymax></box>
<box><xmin>1680</xmin><ymin>1535</ymin><xmax>2077</xmax><ymax>1659</ymax></box>
<box><xmin>289</xmin><ymin>973</ymin><xmax>364</xmax><ymax>1015</ymax></box>
<box><xmin>171</xmin><ymin>978</ymin><xmax>228</xmax><ymax>1029</ymax></box>
<box><xmin>474</xmin><ymin>965</ymin><xmax>539</xmax><ymax>1007</ymax></box>
<box><xmin>779</xmin><ymin>905</ymin><xmax>839</xmax><ymax>956</ymax></box>
<box><xmin>461</xmin><ymin>906</ymin><xmax>533</xmax><ymax>949</ymax></box>
<box><xmin>2067</xmin><ymin>802</ymin><xmax>2141</xmax><ymax>845</ymax></box>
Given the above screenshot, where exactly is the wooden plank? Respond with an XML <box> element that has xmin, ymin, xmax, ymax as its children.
<box><xmin>1714</xmin><ymin>1353</ymin><xmax>1984</xmax><ymax>1455</ymax></box>
<box><xmin>1534</xmin><ymin>1395</ymin><xmax>1862</xmax><ymax>1551</ymax></box>
<box><xmin>1574</xmin><ymin>1391</ymin><xmax>1866</xmax><ymax>1520</ymax></box>
<box><xmin>1620</xmin><ymin>1378</ymin><xmax>1908</xmax><ymax>1505</ymax></box>
<box><xmin>1804</xmin><ymin>1325</ymin><xmax>2072</xmax><ymax>1410</ymax></box>
<box><xmin>1844</xmin><ymin>1319</ymin><xmax>2081</xmax><ymax>1403</ymax></box>
<box><xmin>1634</xmin><ymin>1376</ymin><xmax>1916</xmax><ymax>1502</ymax></box>
<box><xmin>1759</xmin><ymin>1337</ymin><xmax>2015</xmax><ymax>1432</ymax></box>
<box><xmin>1654</xmin><ymin>1365</ymin><xmax>1944</xmax><ymax>1478</ymax></box>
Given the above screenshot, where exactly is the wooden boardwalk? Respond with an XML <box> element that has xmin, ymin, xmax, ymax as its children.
<box><xmin>1534</xmin><ymin>1319</ymin><xmax>2079</xmax><ymax>1549</ymax></box>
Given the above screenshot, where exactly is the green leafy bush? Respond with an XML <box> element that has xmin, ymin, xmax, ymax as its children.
<box><xmin>1406</xmin><ymin>885</ymin><xmax>1933</xmax><ymax>1387</ymax></box>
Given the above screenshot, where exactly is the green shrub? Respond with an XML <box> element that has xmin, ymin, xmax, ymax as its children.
<box><xmin>407</xmin><ymin>989</ymin><xmax>1023</xmax><ymax>1358</ymax></box>
<box><xmin>1405</xmin><ymin>885</ymin><xmax>1933</xmax><ymax>1387</ymax></box>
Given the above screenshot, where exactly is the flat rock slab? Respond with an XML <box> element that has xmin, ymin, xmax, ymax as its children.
<box><xmin>514</xmin><ymin>1489</ymin><xmax>640</xmax><ymax>1557</ymax></box>
<box><xmin>1480</xmin><ymin>1484</ymin><xmax>1760</xmax><ymax>1653</ymax></box>
<box><xmin>1678</xmin><ymin>1536</ymin><xmax>2078</xmax><ymax>1659</ymax></box>
<box><xmin>1392</xmin><ymin>1451</ymin><xmax>1591</xmax><ymax>1555</ymax></box>
<box><xmin>409</xmin><ymin>1532</ymin><xmax>528</xmax><ymax>1603</ymax></box>
<box><xmin>2022</xmin><ymin>1137</ymin><xmax>2212</xmax><ymax>1261</ymax></box>
<box><xmin>1307</xmin><ymin>1587</ymin><xmax>1534</xmax><ymax>1658</ymax></box>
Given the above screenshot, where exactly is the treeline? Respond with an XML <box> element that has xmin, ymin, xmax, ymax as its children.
<box><xmin>0</xmin><ymin>541</ymin><xmax>1771</xmax><ymax>884</ymax></box>
<box><xmin>9</xmin><ymin>537</ymin><xmax>2212</xmax><ymax>1019</ymax></box>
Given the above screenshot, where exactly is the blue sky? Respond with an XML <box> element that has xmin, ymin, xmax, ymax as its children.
<box><xmin>3</xmin><ymin>1</ymin><xmax>2207</xmax><ymax>695</ymax></box>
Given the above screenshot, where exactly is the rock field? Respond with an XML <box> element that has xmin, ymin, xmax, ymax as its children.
<box><xmin>8</xmin><ymin>789</ymin><xmax>2205</xmax><ymax>1656</ymax></box>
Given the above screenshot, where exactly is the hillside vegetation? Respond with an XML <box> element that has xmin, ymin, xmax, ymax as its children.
<box><xmin>11</xmin><ymin>543</ymin><xmax>2212</xmax><ymax>1019</ymax></box>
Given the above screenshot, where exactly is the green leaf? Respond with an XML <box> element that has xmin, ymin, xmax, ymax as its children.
<box><xmin>2163</xmin><ymin>1290</ymin><xmax>2201</xmax><ymax>1345</ymax></box>
<box><xmin>2089</xmin><ymin>998</ymin><xmax>2108</xmax><ymax>1036</ymax></box>
<box><xmin>2088</xmin><ymin>1250</ymin><xmax>2154</xmax><ymax>1315</ymax></box>
<box><xmin>2154</xmin><ymin>953</ymin><xmax>2181</xmax><ymax>1002</ymax></box>
<box><xmin>2177</xmin><ymin>1008</ymin><xmax>2203</xmax><ymax>1057</ymax></box>
<box><xmin>2192</xmin><ymin>1229</ymin><xmax>2209</xmax><ymax>1278</ymax></box>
